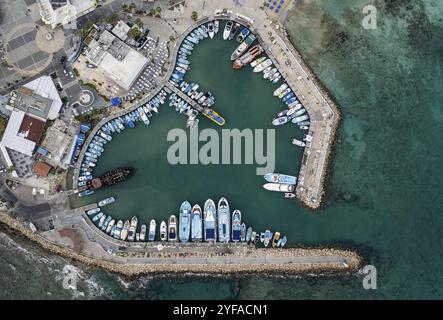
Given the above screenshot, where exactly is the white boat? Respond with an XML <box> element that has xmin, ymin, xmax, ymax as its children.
<box><xmin>273</xmin><ymin>83</ymin><xmax>288</xmax><ymax>96</ymax></box>
<box><xmin>214</xmin><ymin>20</ymin><xmax>219</xmax><ymax>34</ymax></box>
<box><xmin>291</xmin><ymin>114</ymin><xmax>309</xmax><ymax>124</ymax></box>
<box><xmin>272</xmin><ymin>116</ymin><xmax>289</xmax><ymax>126</ymax></box>
<box><xmin>127</xmin><ymin>216</ymin><xmax>138</xmax><ymax>242</ymax></box>
<box><xmin>223</xmin><ymin>20</ymin><xmax>233</xmax><ymax>40</ymax></box>
<box><xmin>208</xmin><ymin>21</ymin><xmax>215</xmax><ymax>39</ymax></box>
<box><xmin>98</xmin><ymin>196</ymin><xmax>115</xmax><ymax>207</ymax></box>
<box><xmin>250</xmin><ymin>56</ymin><xmax>266</xmax><ymax>68</ymax></box>
<box><xmin>263</xmin><ymin>183</ymin><xmax>295</xmax><ymax>193</ymax></box>
<box><xmin>98</xmin><ymin>214</ymin><xmax>106</xmax><ymax>229</ymax></box>
<box><xmin>168</xmin><ymin>215</ymin><xmax>178</xmax><ymax>241</ymax></box>
<box><xmin>106</xmin><ymin>219</ymin><xmax>115</xmax><ymax>234</ymax></box>
<box><xmin>86</xmin><ymin>208</ymin><xmax>100</xmax><ymax>216</ymax></box>
<box><xmin>148</xmin><ymin>219</ymin><xmax>156</xmax><ymax>241</ymax></box>
<box><xmin>264</xmin><ymin>230</ymin><xmax>273</xmax><ymax>247</ymax></box>
<box><xmin>264</xmin><ymin>67</ymin><xmax>278</xmax><ymax>80</ymax></box>
<box><xmin>120</xmin><ymin>220</ymin><xmax>130</xmax><ymax>241</ymax></box>
<box><xmin>160</xmin><ymin>221</ymin><xmax>167</xmax><ymax>241</ymax></box>
<box><xmin>285</xmin><ymin>193</ymin><xmax>296</xmax><ymax>199</ymax></box>
<box><xmin>253</xmin><ymin>59</ymin><xmax>272</xmax><ymax>72</ymax></box>
<box><xmin>138</xmin><ymin>107</ymin><xmax>150</xmax><ymax>125</ymax></box>
<box><xmin>292</xmin><ymin>139</ymin><xmax>306</xmax><ymax>147</ymax></box>
<box><xmin>140</xmin><ymin>224</ymin><xmax>147</xmax><ymax>241</ymax></box>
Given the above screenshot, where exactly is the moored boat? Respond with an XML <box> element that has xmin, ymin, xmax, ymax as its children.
<box><xmin>148</xmin><ymin>219</ymin><xmax>156</xmax><ymax>241</ymax></box>
<box><xmin>253</xmin><ymin>58</ymin><xmax>272</xmax><ymax>72</ymax></box>
<box><xmin>229</xmin><ymin>22</ymin><xmax>241</xmax><ymax>40</ymax></box>
<box><xmin>250</xmin><ymin>56</ymin><xmax>266</xmax><ymax>68</ymax></box>
<box><xmin>86</xmin><ymin>207</ymin><xmax>100</xmax><ymax>216</ymax></box>
<box><xmin>233</xmin><ymin>45</ymin><xmax>263</xmax><ymax>69</ymax></box>
<box><xmin>264</xmin><ymin>173</ymin><xmax>297</xmax><ymax>185</ymax></box>
<box><xmin>179</xmin><ymin>201</ymin><xmax>191</xmax><ymax>243</ymax></box>
<box><xmin>236</xmin><ymin>27</ymin><xmax>250</xmax><ymax>42</ymax></box>
<box><xmin>168</xmin><ymin>215</ymin><xmax>178</xmax><ymax>241</ymax></box>
<box><xmin>106</xmin><ymin>219</ymin><xmax>115</xmax><ymax>234</ymax></box>
<box><xmin>214</xmin><ymin>20</ymin><xmax>219</xmax><ymax>34</ymax></box>
<box><xmin>230</xmin><ymin>33</ymin><xmax>256</xmax><ymax>61</ymax></box>
<box><xmin>263</xmin><ymin>183</ymin><xmax>295</xmax><ymax>193</ymax></box>
<box><xmin>120</xmin><ymin>219</ymin><xmax>130</xmax><ymax>241</ymax></box>
<box><xmin>292</xmin><ymin>138</ymin><xmax>306</xmax><ymax>147</ymax></box>
<box><xmin>140</xmin><ymin>224</ymin><xmax>147</xmax><ymax>241</ymax></box>
<box><xmin>217</xmin><ymin>197</ymin><xmax>231</xmax><ymax>243</ymax></box>
<box><xmin>264</xmin><ymin>230</ymin><xmax>273</xmax><ymax>247</ymax></box>
<box><xmin>272</xmin><ymin>116</ymin><xmax>289</xmax><ymax>126</ymax></box>
<box><xmin>112</xmin><ymin>220</ymin><xmax>123</xmax><ymax>239</ymax></box>
<box><xmin>191</xmin><ymin>204</ymin><xmax>203</xmax><ymax>242</ymax></box>
<box><xmin>223</xmin><ymin>20</ymin><xmax>233</xmax><ymax>40</ymax></box>
<box><xmin>127</xmin><ymin>216</ymin><xmax>138</xmax><ymax>241</ymax></box>
<box><xmin>272</xmin><ymin>232</ymin><xmax>281</xmax><ymax>248</ymax></box>
<box><xmin>160</xmin><ymin>220</ymin><xmax>167</xmax><ymax>241</ymax></box>
<box><xmin>246</xmin><ymin>227</ymin><xmax>253</xmax><ymax>243</ymax></box>
<box><xmin>208</xmin><ymin>21</ymin><xmax>215</xmax><ymax>39</ymax></box>
<box><xmin>98</xmin><ymin>214</ymin><xmax>106</xmax><ymax>228</ymax></box>
<box><xmin>273</xmin><ymin>83</ymin><xmax>288</xmax><ymax>96</ymax></box>
<box><xmin>231</xmin><ymin>209</ymin><xmax>242</xmax><ymax>242</ymax></box>
<box><xmin>285</xmin><ymin>193</ymin><xmax>296</xmax><ymax>199</ymax></box>
<box><xmin>240</xmin><ymin>223</ymin><xmax>246</xmax><ymax>242</ymax></box>
<box><xmin>98</xmin><ymin>196</ymin><xmax>115</xmax><ymax>207</ymax></box>
<box><xmin>204</xmin><ymin>199</ymin><xmax>217</xmax><ymax>242</ymax></box>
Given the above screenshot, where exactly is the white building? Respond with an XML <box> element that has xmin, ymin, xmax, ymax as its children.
<box><xmin>38</xmin><ymin>0</ymin><xmax>96</xmax><ymax>29</ymax></box>
<box><xmin>85</xmin><ymin>28</ymin><xmax>149</xmax><ymax>91</ymax></box>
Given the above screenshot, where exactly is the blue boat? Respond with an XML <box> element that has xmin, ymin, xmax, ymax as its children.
<box><xmin>231</xmin><ymin>209</ymin><xmax>242</xmax><ymax>242</ymax></box>
<box><xmin>217</xmin><ymin>197</ymin><xmax>230</xmax><ymax>243</ymax></box>
<box><xmin>285</xmin><ymin>97</ymin><xmax>297</xmax><ymax>105</ymax></box>
<box><xmin>282</xmin><ymin>92</ymin><xmax>294</xmax><ymax>103</ymax></box>
<box><xmin>264</xmin><ymin>173</ymin><xmax>297</xmax><ymax>185</ymax></box>
<box><xmin>124</xmin><ymin>115</ymin><xmax>135</xmax><ymax>128</ymax></box>
<box><xmin>204</xmin><ymin>199</ymin><xmax>217</xmax><ymax>242</ymax></box>
<box><xmin>111</xmin><ymin>120</ymin><xmax>120</xmax><ymax>133</ymax></box>
<box><xmin>79</xmin><ymin>189</ymin><xmax>94</xmax><ymax>197</ymax></box>
<box><xmin>178</xmin><ymin>201</ymin><xmax>191</xmax><ymax>243</ymax></box>
<box><xmin>236</xmin><ymin>27</ymin><xmax>250</xmax><ymax>43</ymax></box>
<box><xmin>178</xmin><ymin>57</ymin><xmax>189</xmax><ymax>64</ymax></box>
<box><xmin>191</xmin><ymin>204</ymin><xmax>203</xmax><ymax>242</ymax></box>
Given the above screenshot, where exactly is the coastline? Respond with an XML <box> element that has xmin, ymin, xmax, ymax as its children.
<box><xmin>0</xmin><ymin>211</ymin><xmax>363</xmax><ymax>276</ymax></box>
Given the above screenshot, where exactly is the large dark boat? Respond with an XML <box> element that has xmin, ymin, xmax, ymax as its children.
<box><xmin>86</xmin><ymin>167</ymin><xmax>134</xmax><ymax>190</ymax></box>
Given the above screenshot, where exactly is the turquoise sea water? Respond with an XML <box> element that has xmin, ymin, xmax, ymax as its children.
<box><xmin>1</xmin><ymin>0</ymin><xmax>443</xmax><ymax>299</ymax></box>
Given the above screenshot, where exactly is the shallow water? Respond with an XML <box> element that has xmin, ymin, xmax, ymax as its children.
<box><xmin>1</xmin><ymin>0</ymin><xmax>443</xmax><ymax>299</ymax></box>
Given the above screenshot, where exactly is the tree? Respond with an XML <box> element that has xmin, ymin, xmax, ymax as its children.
<box><xmin>191</xmin><ymin>11</ymin><xmax>198</xmax><ymax>21</ymax></box>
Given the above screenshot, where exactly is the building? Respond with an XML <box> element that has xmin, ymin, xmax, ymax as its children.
<box><xmin>0</xmin><ymin>76</ymin><xmax>62</xmax><ymax>176</ymax></box>
<box><xmin>38</xmin><ymin>0</ymin><xmax>96</xmax><ymax>28</ymax></box>
<box><xmin>111</xmin><ymin>20</ymin><xmax>131</xmax><ymax>41</ymax></box>
<box><xmin>33</xmin><ymin>161</ymin><xmax>52</xmax><ymax>177</ymax></box>
<box><xmin>84</xmin><ymin>27</ymin><xmax>149</xmax><ymax>91</ymax></box>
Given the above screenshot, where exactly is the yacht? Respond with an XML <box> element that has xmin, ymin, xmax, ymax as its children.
<box><xmin>208</xmin><ymin>21</ymin><xmax>215</xmax><ymax>39</ymax></box>
<box><xmin>292</xmin><ymin>139</ymin><xmax>306</xmax><ymax>147</ymax></box>
<box><xmin>214</xmin><ymin>20</ymin><xmax>219</xmax><ymax>34</ymax></box>
<box><xmin>231</xmin><ymin>209</ymin><xmax>242</xmax><ymax>242</ymax></box>
<box><xmin>204</xmin><ymin>199</ymin><xmax>217</xmax><ymax>242</ymax></box>
<box><xmin>230</xmin><ymin>33</ymin><xmax>256</xmax><ymax>61</ymax></box>
<box><xmin>263</xmin><ymin>183</ymin><xmax>295</xmax><ymax>193</ymax></box>
<box><xmin>264</xmin><ymin>173</ymin><xmax>297</xmax><ymax>185</ymax></box>
<box><xmin>179</xmin><ymin>201</ymin><xmax>191</xmax><ymax>243</ymax></box>
<box><xmin>106</xmin><ymin>219</ymin><xmax>115</xmax><ymax>234</ymax></box>
<box><xmin>120</xmin><ymin>219</ymin><xmax>130</xmax><ymax>241</ymax></box>
<box><xmin>228</xmin><ymin>22</ymin><xmax>241</xmax><ymax>40</ymax></box>
<box><xmin>191</xmin><ymin>204</ymin><xmax>203</xmax><ymax>242</ymax></box>
<box><xmin>223</xmin><ymin>20</ymin><xmax>233</xmax><ymax>40</ymax></box>
<box><xmin>148</xmin><ymin>219</ymin><xmax>156</xmax><ymax>241</ymax></box>
<box><xmin>98</xmin><ymin>196</ymin><xmax>115</xmax><ymax>207</ymax></box>
<box><xmin>217</xmin><ymin>197</ymin><xmax>231</xmax><ymax>243</ymax></box>
<box><xmin>168</xmin><ymin>215</ymin><xmax>178</xmax><ymax>241</ymax></box>
<box><xmin>127</xmin><ymin>216</ymin><xmax>138</xmax><ymax>241</ymax></box>
<box><xmin>140</xmin><ymin>224</ymin><xmax>147</xmax><ymax>241</ymax></box>
<box><xmin>160</xmin><ymin>221</ymin><xmax>167</xmax><ymax>241</ymax></box>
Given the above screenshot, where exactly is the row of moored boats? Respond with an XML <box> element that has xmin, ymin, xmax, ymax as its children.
<box><xmin>85</xmin><ymin>197</ymin><xmax>287</xmax><ymax>247</ymax></box>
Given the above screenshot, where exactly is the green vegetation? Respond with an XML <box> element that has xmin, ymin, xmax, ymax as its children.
<box><xmin>134</xmin><ymin>17</ymin><xmax>143</xmax><ymax>29</ymax></box>
<box><xmin>0</xmin><ymin>118</ymin><xmax>7</xmax><ymax>140</ymax></box>
<box><xmin>73</xmin><ymin>68</ymin><xmax>80</xmax><ymax>77</ymax></box>
<box><xmin>74</xmin><ymin>108</ymin><xmax>102</xmax><ymax>123</ymax></box>
<box><xmin>61</xmin><ymin>96</ymin><xmax>69</xmax><ymax>104</ymax></box>
<box><xmin>83</xmin><ymin>82</ymin><xmax>98</xmax><ymax>92</ymax></box>
<box><xmin>191</xmin><ymin>11</ymin><xmax>198</xmax><ymax>21</ymax></box>
<box><xmin>128</xmin><ymin>27</ymin><xmax>142</xmax><ymax>39</ymax></box>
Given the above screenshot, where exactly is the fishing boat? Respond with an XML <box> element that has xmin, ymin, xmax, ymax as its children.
<box><xmin>168</xmin><ymin>215</ymin><xmax>178</xmax><ymax>241</ymax></box>
<box><xmin>251</xmin><ymin>231</ymin><xmax>257</xmax><ymax>244</ymax></box>
<box><xmin>263</xmin><ymin>183</ymin><xmax>295</xmax><ymax>193</ymax></box>
<box><xmin>179</xmin><ymin>201</ymin><xmax>191</xmax><ymax>243</ymax></box>
<box><xmin>97</xmin><ymin>214</ymin><xmax>106</xmax><ymax>228</ymax></box>
<box><xmin>236</xmin><ymin>27</ymin><xmax>250</xmax><ymax>42</ymax></box>
<box><xmin>285</xmin><ymin>193</ymin><xmax>296</xmax><ymax>199</ymax></box>
<box><xmin>214</xmin><ymin>20</ymin><xmax>219</xmax><ymax>34</ymax></box>
<box><xmin>264</xmin><ymin>230</ymin><xmax>273</xmax><ymax>247</ymax></box>
<box><xmin>217</xmin><ymin>197</ymin><xmax>231</xmax><ymax>243</ymax></box>
<box><xmin>204</xmin><ymin>199</ymin><xmax>217</xmax><ymax>242</ymax></box>
<box><xmin>273</xmin><ymin>83</ymin><xmax>288</xmax><ymax>96</ymax></box>
<box><xmin>191</xmin><ymin>204</ymin><xmax>203</xmax><ymax>242</ymax></box>
<box><xmin>101</xmin><ymin>216</ymin><xmax>112</xmax><ymax>231</ymax></box>
<box><xmin>112</xmin><ymin>220</ymin><xmax>123</xmax><ymax>239</ymax></box>
<box><xmin>240</xmin><ymin>223</ymin><xmax>247</xmax><ymax>242</ymax></box>
<box><xmin>86</xmin><ymin>167</ymin><xmax>134</xmax><ymax>191</ymax></box>
<box><xmin>272</xmin><ymin>115</ymin><xmax>289</xmax><ymax>126</ymax></box>
<box><xmin>272</xmin><ymin>232</ymin><xmax>281</xmax><ymax>248</ymax></box>
<box><xmin>246</xmin><ymin>227</ymin><xmax>253</xmax><ymax>243</ymax></box>
<box><xmin>233</xmin><ymin>45</ymin><xmax>263</xmax><ymax>69</ymax></box>
<box><xmin>280</xmin><ymin>236</ymin><xmax>287</xmax><ymax>247</ymax></box>
<box><xmin>231</xmin><ymin>33</ymin><xmax>256</xmax><ymax>60</ymax></box>
<box><xmin>223</xmin><ymin>20</ymin><xmax>233</xmax><ymax>40</ymax></box>
<box><xmin>148</xmin><ymin>219</ymin><xmax>156</xmax><ymax>241</ymax></box>
<box><xmin>140</xmin><ymin>224</ymin><xmax>147</xmax><ymax>241</ymax></box>
<box><xmin>292</xmin><ymin>138</ymin><xmax>306</xmax><ymax>147</ymax></box>
<box><xmin>250</xmin><ymin>56</ymin><xmax>266</xmax><ymax>68</ymax></box>
<box><xmin>86</xmin><ymin>207</ymin><xmax>100</xmax><ymax>216</ymax></box>
<box><xmin>253</xmin><ymin>59</ymin><xmax>272</xmax><ymax>72</ymax></box>
<box><xmin>228</xmin><ymin>22</ymin><xmax>241</xmax><ymax>40</ymax></box>
<box><xmin>264</xmin><ymin>173</ymin><xmax>297</xmax><ymax>185</ymax></box>
<box><xmin>98</xmin><ymin>196</ymin><xmax>115</xmax><ymax>207</ymax></box>
<box><xmin>127</xmin><ymin>216</ymin><xmax>138</xmax><ymax>241</ymax></box>
<box><xmin>208</xmin><ymin>21</ymin><xmax>215</xmax><ymax>39</ymax></box>
<box><xmin>106</xmin><ymin>219</ymin><xmax>115</xmax><ymax>234</ymax></box>
<box><xmin>160</xmin><ymin>221</ymin><xmax>167</xmax><ymax>241</ymax></box>
<box><xmin>120</xmin><ymin>220</ymin><xmax>130</xmax><ymax>241</ymax></box>
<box><xmin>231</xmin><ymin>209</ymin><xmax>242</xmax><ymax>242</ymax></box>
<box><xmin>264</xmin><ymin>67</ymin><xmax>278</xmax><ymax>80</ymax></box>
<box><xmin>291</xmin><ymin>114</ymin><xmax>309</xmax><ymax>124</ymax></box>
